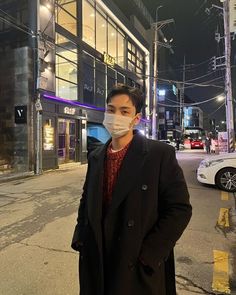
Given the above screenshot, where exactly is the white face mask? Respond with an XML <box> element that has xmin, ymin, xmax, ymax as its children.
<box><xmin>103</xmin><ymin>113</ymin><xmax>135</xmax><ymax>138</ymax></box>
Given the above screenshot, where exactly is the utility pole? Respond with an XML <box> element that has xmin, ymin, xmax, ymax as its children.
<box><xmin>151</xmin><ymin>15</ymin><xmax>174</xmax><ymax>140</ymax></box>
<box><xmin>35</xmin><ymin>0</ymin><xmax>43</xmax><ymax>174</ymax></box>
<box><xmin>223</xmin><ymin>0</ymin><xmax>235</xmax><ymax>152</ymax></box>
<box><xmin>180</xmin><ymin>55</ymin><xmax>186</xmax><ymax>136</ymax></box>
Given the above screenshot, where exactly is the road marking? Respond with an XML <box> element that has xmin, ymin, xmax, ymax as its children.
<box><xmin>221</xmin><ymin>191</ymin><xmax>229</xmax><ymax>201</ymax></box>
<box><xmin>212</xmin><ymin>250</ymin><xmax>230</xmax><ymax>294</ymax></box>
<box><xmin>218</xmin><ymin>208</ymin><xmax>230</xmax><ymax>227</ymax></box>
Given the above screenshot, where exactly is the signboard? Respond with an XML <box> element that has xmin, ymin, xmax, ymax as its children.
<box><xmin>15</xmin><ymin>106</ymin><xmax>27</xmax><ymax>124</ymax></box>
<box><xmin>218</xmin><ymin>132</ymin><xmax>228</xmax><ymax>153</ymax></box>
<box><xmin>64</xmin><ymin>107</ymin><xmax>76</xmax><ymax>115</ymax></box>
<box><xmin>43</xmin><ymin>124</ymin><xmax>54</xmax><ymax>151</ymax></box>
<box><xmin>230</xmin><ymin>0</ymin><xmax>236</xmax><ymax>33</ymax></box>
<box><xmin>103</xmin><ymin>52</ymin><xmax>115</xmax><ymax>67</ymax></box>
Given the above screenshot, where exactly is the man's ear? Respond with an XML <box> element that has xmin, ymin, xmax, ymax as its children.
<box><xmin>134</xmin><ymin>113</ymin><xmax>142</xmax><ymax>125</ymax></box>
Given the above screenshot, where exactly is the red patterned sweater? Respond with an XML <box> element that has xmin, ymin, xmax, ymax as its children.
<box><xmin>103</xmin><ymin>142</ymin><xmax>131</xmax><ymax>216</ymax></box>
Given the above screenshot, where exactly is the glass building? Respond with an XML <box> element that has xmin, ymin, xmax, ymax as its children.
<box><xmin>0</xmin><ymin>0</ymin><xmax>152</xmax><ymax>173</ymax></box>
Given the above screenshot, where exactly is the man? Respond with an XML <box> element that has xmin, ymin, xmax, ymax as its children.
<box><xmin>176</xmin><ymin>138</ymin><xmax>180</xmax><ymax>151</ymax></box>
<box><xmin>71</xmin><ymin>84</ymin><xmax>192</xmax><ymax>295</ymax></box>
<box><xmin>205</xmin><ymin>137</ymin><xmax>211</xmax><ymax>154</ymax></box>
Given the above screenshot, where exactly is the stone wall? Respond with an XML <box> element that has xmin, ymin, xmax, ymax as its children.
<box><xmin>0</xmin><ymin>46</ymin><xmax>34</xmax><ymax>173</ymax></box>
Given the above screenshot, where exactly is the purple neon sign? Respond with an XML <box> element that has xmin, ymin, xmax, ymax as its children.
<box><xmin>43</xmin><ymin>93</ymin><xmax>150</xmax><ymax>123</ymax></box>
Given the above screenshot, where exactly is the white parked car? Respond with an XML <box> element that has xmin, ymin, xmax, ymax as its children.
<box><xmin>197</xmin><ymin>153</ymin><xmax>236</xmax><ymax>192</ymax></box>
<box><xmin>159</xmin><ymin>140</ymin><xmax>184</xmax><ymax>150</ymax></box>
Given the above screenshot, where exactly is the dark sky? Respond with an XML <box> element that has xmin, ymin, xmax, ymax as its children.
<box><xmin>144</xmin><ymin>0</ymin><xmax>227</xmax><ymax>124</ymax></box>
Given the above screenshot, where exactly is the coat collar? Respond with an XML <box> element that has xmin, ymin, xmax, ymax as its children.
<box><xmin>90</xmin><ymin>130</ymin><xmax>149</xmax><ymax>161</ymax></box>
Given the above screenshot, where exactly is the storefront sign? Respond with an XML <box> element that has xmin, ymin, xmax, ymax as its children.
<box><xmin>43</xmin><ymin>124</ymin><xmax>54</xmax><ymax>151</ymax></box>
<box><xmin>15</xmin><ymin>105</ymin><xmax>27</xmax><ymax>124</ymax></box>
<box><xmin>103</xmin><ymin>52</ymin><xmax>115</xmax><ymax>67</ymax></box>
<box><xmin>64</xmin><ymin>107</ymin><xmax>76</xmax><ymax>115</ymax></box>
<box><xmin>218</xmin><ymin>132</ymin><xmax>228</xmax><ymax>153</ymax></box>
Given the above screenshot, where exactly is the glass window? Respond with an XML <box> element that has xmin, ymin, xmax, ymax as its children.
<box><xmin>117</xmin><ymin>31</ymin><xmax>124</xmax><ymax>68</ymax></box>
<box><xmin>56</xmin><ymin>78</ymin><xmax>77</xmax><ymax>100</ymax></box>
<box><xmin>83</xmin><ymin>52</ymin><xmax>95</xmax><ymax>105</ymax></box>
<box><xmin>117</xmin><ymin>72</ymin><xmax>125</xmax><ymax>84</ymax></box>
<box><xmin>96</xmin><ymin>12</ymin><xmax>107</xmax><ymax>54</ymax></box>
<box><xmin>108</xmin><ymin>22</ymin><xmax>117</xmax><ymax>59</ymax></box>
<box><xmin>95</xmin><ymin>60</ymin><xmax>106</xmax><ymax>108</ymax></box>
<box><xmin>82</xmin><ymin>0</ymin><xmax>95</xmax><ymax>48</ymax></box>
<box><xmin>107</xmin><ymin>67</ymin><xmax>116</xmax><ymax>92</ymax></box>
<box><xmin>56</xmin><ymin>55</ymin><xmax>77</xmax><ymax>84</ymax></box>
<box><xmin>128</xmin><ymin>61</ymin><xmax>135</xmax><ymax>73</ymax></box>
<box><xmin>56</xmin><ymin>4</ymin><xmax>77</xmax><ymax>35</ymax></box>
<box><xmin>56</xmin><ymin>33</ymin><xmax>77</xmax><ymax>60</ymax></box>
<box><xmin>60</xmin><ymin>0</ymin><xmax>76</xmax><ymax>18</ymax></box>
<box><xmin>55</xmin><ymin>33</ymin><xmax>78</xmax><ymax>101</ymax></box>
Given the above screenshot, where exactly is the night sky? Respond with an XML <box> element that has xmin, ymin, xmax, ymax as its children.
<box><xmin>144</xmin><ymin>0</ymin><xmax>228</xmax><ymax>125</ymax></box>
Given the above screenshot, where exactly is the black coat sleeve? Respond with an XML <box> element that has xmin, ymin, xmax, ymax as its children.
<box><xmin>71</xmin><ymin>163</ymin><xmax>90</xmax><ymax>252</ymax></box>
<box><xmin>140</xmin><ymin>147</ymin><xmax>192</xmax><ymax>271</ymax></box>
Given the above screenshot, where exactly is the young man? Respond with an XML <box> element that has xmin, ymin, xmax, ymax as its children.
<box><xmin>71</xmin><ymin>84</ymin><xmax>192</xmax><ymax>295</ymax></box>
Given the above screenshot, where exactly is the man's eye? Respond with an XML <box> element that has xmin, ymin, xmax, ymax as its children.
<box><xmin>107</xmin><ymin>109</ymin><xmax>114</xmax><ymax>113</ymax></box>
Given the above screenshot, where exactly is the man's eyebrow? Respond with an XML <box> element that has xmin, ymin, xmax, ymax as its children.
<box><xmin>106</xmin><ymin>105</ymin><xmax>132</xmax><ymax>110</ymax></box>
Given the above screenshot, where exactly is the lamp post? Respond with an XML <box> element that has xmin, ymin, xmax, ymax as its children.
<box><xmin>151</xmin><ymin>5</ymin><xmax>163</xmax><ymax>140</ymax></box>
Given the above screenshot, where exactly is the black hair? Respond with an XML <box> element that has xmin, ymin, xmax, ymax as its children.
<box><xmin>106</xmin><ymin>84</ymin><xmax>144</xmax><ymax>114</ymax></box>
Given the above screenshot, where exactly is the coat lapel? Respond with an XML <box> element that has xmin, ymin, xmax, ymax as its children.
<box><xmin>107</xmin><ymin>133</ymin><xmax>148</xmax><ymax>216</ymax></box>
<box><xmin>87</xmin><ymin>142</ymin><xmax>108</xmax><ymax>253</ymax></box>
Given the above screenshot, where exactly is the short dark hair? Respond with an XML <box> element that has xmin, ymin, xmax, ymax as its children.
<box><xmin>106</xmin><ymin>84</ymin><xmax>144</xmax><ymax>113</ymax></box>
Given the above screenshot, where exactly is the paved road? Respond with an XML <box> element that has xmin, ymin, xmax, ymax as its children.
<box><xmin>0</xmin><ymin>151</ymin><xmax>235</xmax><ymax>295</ymax></box>
<box><xmin>176</xmin><ymin>151</ymin><xmax>236</xmax><ymax>295</ymax></box>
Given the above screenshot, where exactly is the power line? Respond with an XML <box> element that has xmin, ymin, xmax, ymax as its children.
<box><xmin>156</xmin><ymin>94</ymin><xmax>223</xmax><ymax>108</ymax></box>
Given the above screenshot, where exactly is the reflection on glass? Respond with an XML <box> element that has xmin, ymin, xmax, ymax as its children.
<box><xmin>82</xmin><ymin>0</ymin><xmax>95</xmax><ymax>48</ymax></box>
<box><xmin>56</xmin><ymin>55</ymin><xmax>77</xmax><ymax>84</ymax></box>
<box><xmin>96</xmin><ymin>12</ymin><xmax>107</xmax><ymax>54</ymax></box>
<box><xmin>56</xmin><ymin>5</ymin><xmax>77</xmax><ymax>35</ymax></box>
<box><xmin>58</xmin><ymin>119</ymin><xmax>76</xmax><ymax>163</ymax></box>
<box><xmin>117</xmin><ymin>32</ymin><xmax>124</xmax><ymax>68</ymax></box>
<box><xmin>56</xmin><ymin>78</ymin><xmax>77</xmax><ymax>100</ymax></box>
<box><xmin>108</xmin><ymin>22</ymin><xmax>117</xmax><ymax>59</ymax></box>
<box><xmin>59</xmin><ymin>0</ymin><xmax>76</xmax><ymax>18</ymax></box>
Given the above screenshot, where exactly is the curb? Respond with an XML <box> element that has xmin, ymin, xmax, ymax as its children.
<box><xmin>0</xmin><ymin>171</ymin><xmax>35</xmax><ymax>184</ymax></box>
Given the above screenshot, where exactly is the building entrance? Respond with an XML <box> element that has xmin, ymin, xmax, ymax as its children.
<box><xmin>58</xmin><ymin>118</ymin><xmax>76</xmax><ymax>164</ymax></box>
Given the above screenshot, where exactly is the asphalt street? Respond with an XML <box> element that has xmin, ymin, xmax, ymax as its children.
<box><xmin>0</xmin><ymin>151</ymin><xmax>235</xmax><ymax>295</ymax></box>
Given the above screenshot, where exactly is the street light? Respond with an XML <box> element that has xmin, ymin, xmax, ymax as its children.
<box><xmin>217</xmin><ymin>94</ymin><xmax>225</xmax><ymax>102</ymax></box>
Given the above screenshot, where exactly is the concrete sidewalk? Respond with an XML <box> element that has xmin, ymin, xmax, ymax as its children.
<box><xmin>0</xmin><ymin>165</ymin><xmax>87</xmax><ymax>295</ymax></box>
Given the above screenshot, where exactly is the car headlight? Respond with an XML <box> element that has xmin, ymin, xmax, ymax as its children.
<box><xmin>199</xmin><ymin>159</ymin><xmax>224</xmax><ymax>168</ymax></box>
<box><xmin>199</xmin><ymin>160</ymin><xmax>210</xmax><ymax>168</ymax></box>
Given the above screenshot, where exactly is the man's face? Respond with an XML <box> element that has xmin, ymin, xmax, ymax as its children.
<box><xmin>106</xmin><ymin>94</ymin><xmax>141</xmax><ymax>125</ymax></box>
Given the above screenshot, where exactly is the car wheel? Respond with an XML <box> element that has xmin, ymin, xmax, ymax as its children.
<box><xmin>215</xmin><ymin>167</ymin><xmax>236</xmax><ymax>192</ymax></box>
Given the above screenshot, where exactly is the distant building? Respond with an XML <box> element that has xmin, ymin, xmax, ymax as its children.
<box><xmin>183</xmin><ymin>106</ymin><xmax>204</xmax><ymax>139</ymax></box>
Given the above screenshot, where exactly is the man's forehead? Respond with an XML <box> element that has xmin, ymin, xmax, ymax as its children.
<box><xmin>107</xmin><ymin>94</ymin><xmax>134</xmax><ymax>106</ymax></box>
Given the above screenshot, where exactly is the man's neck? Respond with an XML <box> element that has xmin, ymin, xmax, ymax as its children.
<box><xmin>111</xmin><ymin>131</ymin><xmax>133</xmax><ymax>151</ymax></box>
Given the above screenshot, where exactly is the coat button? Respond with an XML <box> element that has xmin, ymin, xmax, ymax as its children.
<box><xmin>141</xmin><ymin>184</ymin><xmax>148</xmax><ymax>191</ymax></box>
<box><xmin>127</xmin><ymin>220</ymin><xmax>135</xmax><ymax>227</ymax></box>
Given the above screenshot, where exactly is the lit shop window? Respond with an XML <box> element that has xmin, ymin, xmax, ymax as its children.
<box><xmin>56</xmin><ymin>33</ymin><xmax>78</xmax><ymax>100</ymax></box>
<box><xmin>82</xmin><ymin>0</ymin><xmax>95</xmax><ymax>48</ymax></box>
<box><xmin>56</xmin><ymin>78</ymin><xmax>77</xmax><ymax>101</ymax></box>
<box><xmin>55</xmin><ymin>0</ymin><xmax>77</xmax><ymax>35</ymax></box>
<box><xmin>127</xmin><ymin>41</ymin><xmax>145</xmax><ymax>75</ymax></box>
<box><xmin>96</xmin><ymin>11</ymin><xmax>107</xmax><ymax>54</ymax></box>
<box><xmin>107</xmin><ymin>22</ymin><xmax>117</xmax><ymax>61</ymax></box>
<box><xmin>117</xmin><ymin>31</ymin><xmax>125</xmax><ymax>68</ymax></box>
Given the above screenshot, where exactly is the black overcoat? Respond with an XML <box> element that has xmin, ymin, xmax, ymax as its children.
<box><xmin>72</xmin><ymin>132</ymin><xmax>192</xmax><ymax>295</ymax></box>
